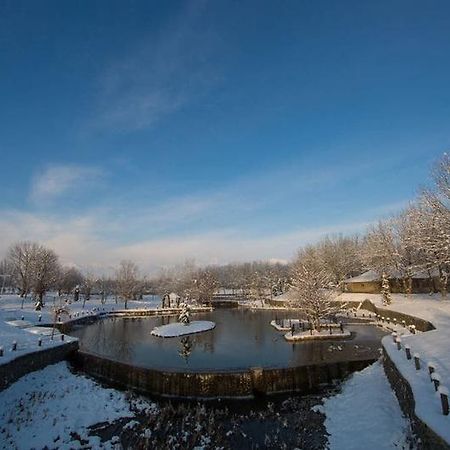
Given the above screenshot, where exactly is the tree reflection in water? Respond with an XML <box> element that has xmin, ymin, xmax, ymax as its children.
<box><xmin>178</xmin><ymin>336</ymin><xmax>193</xmax><ymax>362</ymax></box>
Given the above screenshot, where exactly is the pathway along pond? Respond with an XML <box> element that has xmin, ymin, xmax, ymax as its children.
<box><xmin>69</xmin><ymin>309</ymin><xmax>386</xmax><ymax>372</ymax></box>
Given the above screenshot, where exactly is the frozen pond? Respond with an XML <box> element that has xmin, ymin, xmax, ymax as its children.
<box><xmin>69</xmin><ymin>309</ymin><xmax>387</xmax><ymax>372</ymax></box>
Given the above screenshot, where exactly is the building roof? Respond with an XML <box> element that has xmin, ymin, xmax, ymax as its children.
<box><xmin>344</xmin><ymin>269</ymin><xmax>439</xmax><ymax>283</ymax></box>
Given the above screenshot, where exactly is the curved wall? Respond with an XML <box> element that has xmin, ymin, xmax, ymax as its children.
<box><xmin>71</xmin><ymin>350</ymin><xmax>374</xmax><ymax>398</ymax></box>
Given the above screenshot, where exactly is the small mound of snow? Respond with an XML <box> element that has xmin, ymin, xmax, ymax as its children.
<box><xmin>151</xmin><ymin>321</ymin><xmax>216</xmax><ymax>338</ymax></box>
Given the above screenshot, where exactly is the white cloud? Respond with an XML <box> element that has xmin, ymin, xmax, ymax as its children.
<box><xmin>0</xmin><ymin>209</ymin><xmax>370</xmax><ymax>274</ymax></box>
<box><xmin>30</xmin><ymin>164</ymin><xmax>104</xmax><ymax>203</ymax></box>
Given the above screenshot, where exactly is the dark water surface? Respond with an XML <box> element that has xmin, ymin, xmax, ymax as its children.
<box><xmin>69</xmin><ymin>309</ymin><xmax>386</xmax><ymax>371</ymax></box>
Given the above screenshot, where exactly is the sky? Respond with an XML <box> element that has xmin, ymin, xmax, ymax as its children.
<box><xmin>0</xmin><ymin>0</ymin><xmax>449</xmax><ymax>273</ymax></box>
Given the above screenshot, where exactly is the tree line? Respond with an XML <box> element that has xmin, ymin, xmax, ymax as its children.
<box><xmin>290</xmin><ymin>153</ymin><xmax>450</xmax><ymax>310</ymax></box>
<box><xmin>1</xmin><ymin>154</ymin><xmax>449</xmax><ymax>310</ymax></box>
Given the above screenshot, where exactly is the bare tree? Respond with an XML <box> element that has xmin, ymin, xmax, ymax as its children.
<box><xmin>115</xmin><ymin>260</ymin><xmax>140</xmax><ymax>309</ymax></box>
<box><xmin>81</xmin><ymin>271</ymin><xmax>96</xmax><ymax>308</ymax></box>
<box><xmin>31</xmin><ymin>245</ymin><xmax>60</xmax><ymax>309</ymax></box>
<box><xmin>7</xmin><ymin>241</ymin><xmax>40</xmax><ymax>300</ymax></box>
<box><xmin>57</xmin><ymin>267</ymin><xmax>84</xmax><ymax>296</ymax></box>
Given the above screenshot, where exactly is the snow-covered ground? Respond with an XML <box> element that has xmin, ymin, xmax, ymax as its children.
<box><xmin>0</xmin><ymin>293</ymin><xmax>163</xmax><ymax>366</ymax></box>
<box><xmin>151</xmin><ymin>320</ymin><xmax>216</xmax><ymax>337</ymax></box>
<box><xmin>0</xmin><ymin>361</ymin><xmax>157</xmax><ymax>450</ymax></box>
<box><xmin>338</xmin><ymin>292</ymin><xmax>450</xmax><ymax>445</ymax></box>
<box><xmin>321</xmin><ymin>360</ymin><xmax>412</xmax><ymax>450</ymax></box>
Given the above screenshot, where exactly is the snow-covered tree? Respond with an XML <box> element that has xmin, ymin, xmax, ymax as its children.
<box><xmin>178</xmin><ymin>303</ymin><xmax>190</xmax><ymax>324</ymax></box>
<box><xmin>381</xmin><ymin>273</ymin><xmax>392</xmax><ymax>305</ymax></box>
<box><xmin>317</xmin><ymin>234</ymin><xmax>363</xmax><ymax>287</ymax></box>
<box><xmin>288</xmin><ymin>253</ymin><xmax>340</xmax><ymax>330</ymax></box>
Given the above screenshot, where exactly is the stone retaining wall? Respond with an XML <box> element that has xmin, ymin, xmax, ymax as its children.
<box><xmin>383</xmin><ymin>349</ymin><xmax>450</xmax><ymax>450</ymax></box>
<box><xmin>71</xmin><ymin>351</ymin><xmax>374</xmax><ymax>399</ymax></box>
<box><xmin>336</xmin><ymin>300</ymin><xmax>435</xmax><ymax>332</ymax></box>
<box><xmin>0</xmin><ymin>341</ymin><xmax>79</xmax><ymax>392</ymax></box>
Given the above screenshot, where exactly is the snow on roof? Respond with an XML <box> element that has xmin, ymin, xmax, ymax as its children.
<box><xmin>344</xmin><ymin>270</ymin><xmax>379</xmax><ymax>283</ymax></box>
<box><xmin>345</xmin><ymin>269</ymin><xmax>440</xmax><ymax>283</ymax></box>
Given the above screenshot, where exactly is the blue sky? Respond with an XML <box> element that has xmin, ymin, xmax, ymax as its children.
<box><xmin>0</xmin><ymin>0</ymin><xmax>449</xmax><ymax>272</ymax></box>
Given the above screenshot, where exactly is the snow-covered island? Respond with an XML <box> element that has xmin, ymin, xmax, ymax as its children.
<box><xmin>150</xmin><ymin>320</ymin><xmax>216</xmax><ymax>338</ymax></box>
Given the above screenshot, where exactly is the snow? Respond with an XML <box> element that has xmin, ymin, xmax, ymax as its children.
<box><xmin>344</xmin><ymin>270</ymin><xmax>380</xmax><ymax>283</ymax></box>
<box><xmin>0</xmin><ymin>361</ymin><xmax>157</xmax><ymax>450</ymax></box>
<box><xmin>0</xmin><ymin>316</ymin><xmax>77</xmax><ymax>365</ymax></box>
<box><xmin>151</xmin><ymin>320</ymin><xmax>216</xmax><ymax>337</ymax></box>
<box><xmin>322</xmin><ymin>360</ymin><xmax>411</xmax><ymax>450</ymax></box>
<box><xmin>337</xmin><ymin>292</ymin><xmax>450</xmax><ymax>445</ymax></box>
<box><xmin>284</xmin><ymin>329</ymin><xmax>351</xmax><ymax>341</ymax></box>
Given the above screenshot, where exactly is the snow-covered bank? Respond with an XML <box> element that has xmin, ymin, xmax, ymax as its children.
<box><xmin>0</xmin><ymin>362</ymin><xmax>157</xmax><ymax>450</ymax></box>
<box><xmin>337</xmin><ymin>292</ymin><xmax>450</xmax><ymax>446</ymax></box>
<box><xmin>322</xmin><ymin>360</ymin><xmax>412</xmax><ymax>450</ymax></box>
<box><xmin>151</xmin><ymin>320</ymin><xmax>216</xmax><ymax>337</ymax></box>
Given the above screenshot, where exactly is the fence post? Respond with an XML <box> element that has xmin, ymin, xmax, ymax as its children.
<box><xmin>439</xmin><ymin>386</ymin><xmax>449</xmax><ymax>416</ymax></box>
<box><xmin>413</xmin><ymin>353</ymin><xmax>421</xmax><ymax>370</ymax></box>
<box><xmin>431</xmin><ymin>372</ymin><xmax>441</xmax><ymax>391</ymax></box>
<box><xmin>405</xmin><ymin>345</ymin><xmax>411</xmax><ymax>360</ymax></box>
<box><xmin>427</xmin><ymin>362</ymin><xmax>436</xmax><ymax>381</ymax></box>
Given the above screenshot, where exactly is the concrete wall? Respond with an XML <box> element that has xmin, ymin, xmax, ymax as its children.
<box><xmin>346</xmin><ymin>299</ymin><xmax>435</xmax><ymax>332</ymax></box>
<box><xmin>71</xmin><ymin>351</ymin><xmax>374</xmax><ymax>399</ymax></box>
<box><xmin>0</xmin><ymin>341</ymin><xmax>79</xmax><ymax>392</ymax></box>
<box><xmin>383</xmin><ymin>350</ymin><xmax>450</xmax><ymax>450</ymax></box>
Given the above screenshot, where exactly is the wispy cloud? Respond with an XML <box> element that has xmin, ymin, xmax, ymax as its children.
<box><xmin>92</xmin><ymin>2</ymin><xmax>220</xmax><ymax>132</ymax></box>
<box><xmin>30</xmin><ymin>164</ymin><xmax>105</xmax><ymax>203</ymax></box>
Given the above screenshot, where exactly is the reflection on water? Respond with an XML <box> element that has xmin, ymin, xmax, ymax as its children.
<box><xmin>69</xmin><ymin>309</ymin><xmax>386</xmax><ymax>371</ymax></box>
<box><xmin>179</xmin><ymin>336</ymin><xmax>193</xmax><ymax>362</ymax></box>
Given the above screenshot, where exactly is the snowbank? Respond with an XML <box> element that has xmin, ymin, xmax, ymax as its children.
<box><xmin>322</xmin><ymin>360</ymin><xmax>411</xmax><ymax>450</ymax></box>
<box><xmin>151</xmin><ymin>320</ymin><xmax>216</xmax><ymax>338</ymax></box>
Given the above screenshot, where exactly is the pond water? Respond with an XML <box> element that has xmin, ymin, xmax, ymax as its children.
<box><xmin>69</xmin><ymin>309</ymin><xmax>386</xmax><ymax>372</ymax></box>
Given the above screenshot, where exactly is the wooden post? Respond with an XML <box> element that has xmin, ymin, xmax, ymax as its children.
<box><xmin>431</xmin><ymin>372</ymin><xmax>441</xmax><ymax>391</ymax></box>
<box><xmin>38</xmin><ymin>314</ymin><xmax>42</xmax><ymax>322</ymax></box>
<box><xmin>12</xmin><ymin>341</ymin><xmax>17</xmax><ymax>351</ymax></box>
<box><xmin>405</xmin><ymin>345</ymin><xmax>411</xmax><ymax>360</ymax></box>
<box><xmin>438</xmin><ymin>386</ymin><xmax>449</xmax><ymax>416</ymax></box>
<box><xmin>0</xmin><ymin>346</ymin><xmax>3</xmax><ymax>357</ymax></box>
<box><xmin>396</xmin><ymin>337</ymin><xmax>401</xmax><ymax>350</ymax></box>
<box><xmin>38</xmin><ymin>338</ymin><xmax>42</xmax><ymax>347</ymax></box>
<box><xmin>427</xmin><ymin>362</ymin><xmax>436</xmax><ymax>381</ymax></box>
<box><xmin>413</xmin><ymin>353</ymin><xmax>421</xmax><ymax>370</ymax></box>
<box><xmin>392</xmin><ymin>332</ymin><xmax>397</xmax><ymax>343</ymax></box>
